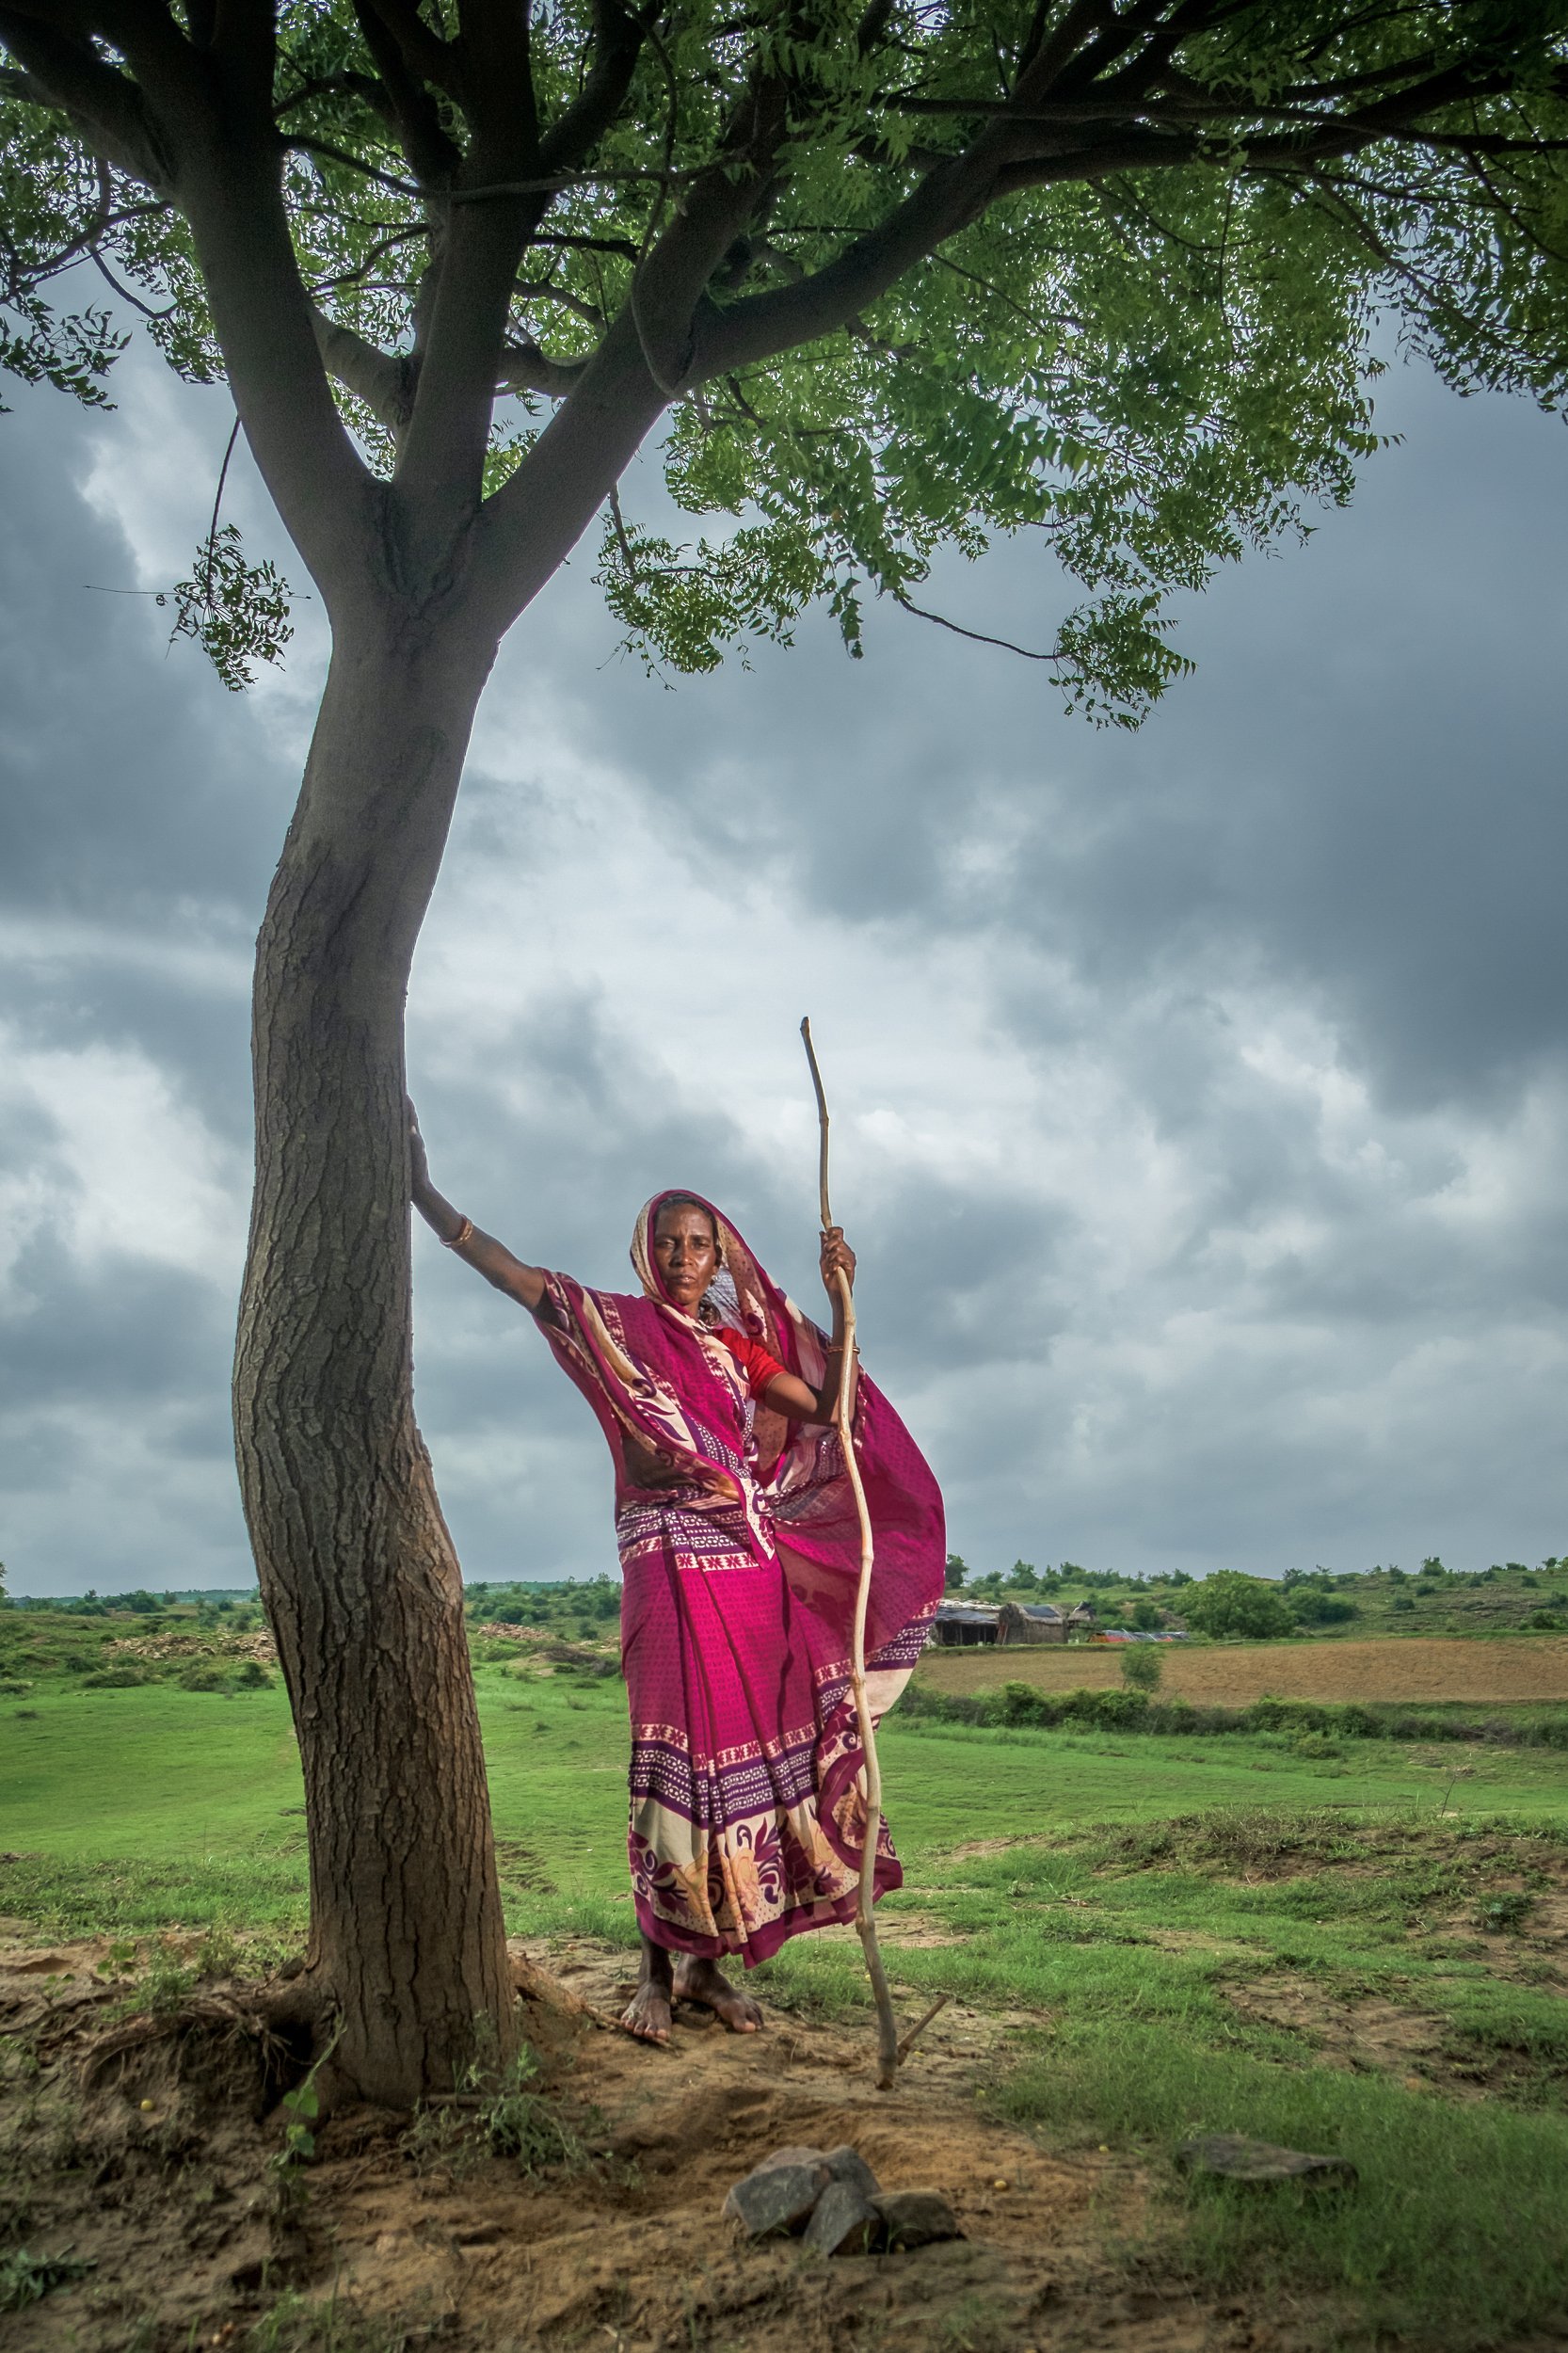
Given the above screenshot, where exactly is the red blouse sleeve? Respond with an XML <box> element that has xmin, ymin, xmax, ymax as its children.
<box><xmin>717</xmin><ymin>1326</ymin><xmax>790</xmax><ymax>1401</ymax></box>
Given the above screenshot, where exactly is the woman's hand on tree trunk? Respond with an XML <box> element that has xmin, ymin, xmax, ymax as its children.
<box><xmin>407</xmin><ymin>1096</ymin><xmax>433</xmax><ymax>1200</ymax></box>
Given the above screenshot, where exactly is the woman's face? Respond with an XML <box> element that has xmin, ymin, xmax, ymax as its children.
<box><xmin>651</xmin><ymin>1204</ymin><xmax>719</xmax><ymax>1315</ymax></box>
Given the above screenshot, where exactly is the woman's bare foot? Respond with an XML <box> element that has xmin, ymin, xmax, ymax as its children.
<box><xmin>674</xmin><ymin>1954</ymin><xmax>762</xmax><ymax>2033</ymax></box>
<box><xmin>620</xmin><ymin>1940</ymin><xmax>674</xmax><ymax>2044</ymax></box>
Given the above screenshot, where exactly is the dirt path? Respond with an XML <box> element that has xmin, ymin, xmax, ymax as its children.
<box><xmin>919</xmin><ymin>1635</ymin><xmax>1568</xmax><ymax>1705</ymax></box>
<box><xmin>0</xmin><ymin>1933</ymin><xmax>1279</xmax><ymax>2353</ymax></box>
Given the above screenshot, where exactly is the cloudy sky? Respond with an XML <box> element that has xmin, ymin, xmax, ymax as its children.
<box><xmin>2</xmin><ymin>318</ymin><xmax>1566</xmax><ymax>1597</ymax></box>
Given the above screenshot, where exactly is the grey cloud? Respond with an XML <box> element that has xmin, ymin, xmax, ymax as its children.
<box><xmin>5</xmin><ymin>326</ymin><xmax>1568</xmax><ymax>1592</ymax></box>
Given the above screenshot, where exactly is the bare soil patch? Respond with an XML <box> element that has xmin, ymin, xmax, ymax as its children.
<box><xmin>919</xmin><ymin>1637</ymin><xmax>1568</xmax><ymax>1706</ymax></box>
<box><xmin>0</xmin><ymin>1933</ymin><xmax>1309</xmax><ymax>2353</ymax></box>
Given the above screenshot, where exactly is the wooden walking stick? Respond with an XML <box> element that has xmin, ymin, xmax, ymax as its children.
<box><xmin>800</xmin><ymin>1016</ymin><xmax>901</xmax><ymax>2090</ymax></box>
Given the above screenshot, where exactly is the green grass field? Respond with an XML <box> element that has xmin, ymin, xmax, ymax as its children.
<box><xmin>8</xmin><ymin>1656</ymin><xmax>1568</xmax><ymax>1931</ymax></box>
<box><xmin>7</xmin><ymin>1646</ymin><xmax>1568</xmax><ymax>2346</ymax></box>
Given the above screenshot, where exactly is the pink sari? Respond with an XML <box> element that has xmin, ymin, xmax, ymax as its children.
<box><xmin>533</xmin><ymin>1193</ymin><xmax>944</xmax><ymax>1964</ymax></box>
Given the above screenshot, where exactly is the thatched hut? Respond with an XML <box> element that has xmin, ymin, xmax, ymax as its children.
<box><xmin>996</xmin><ymin>1602</ymin><xmax>1064</xmax><ymax>1645</ymax></box>
<box><xmin>928</xmin><ymin>1602</ymin><xmax>1001</xmax><ymax>1647</ymax></box>
<box><xmin>996</xmin><ymin>1599</ymin><xmax>1097</xmax><ymax>1645</ymax></box>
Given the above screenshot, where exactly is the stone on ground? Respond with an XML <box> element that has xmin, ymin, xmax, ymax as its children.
<box><xmin>803</xmin><ymin>2176</ymin><xmax>880</xmax><ymax>2256</ymax></box>
<box><xmin>872</xmin><ymin>2189</ymin><xmax>963</xmax><ymax>2249</ymax></box>
<box><xmin>1176</xmin><ymin>2134</ymin><xmax>1357</xmax><ymax>2186</ymax></box>
<box><xmin>820</xmin><ymin>2144</ymin><xmax>881</xmax><ymax>2199</ymax></box>
<box><xmin>723</xmin><ymin>2159</ymin><xmax>829</xmax><ymax>2237</ymax></box>
<box><xmin>751</xmin><ymin>2144</ymin><xmax>829</xmax><ymax>2174</ymax></box>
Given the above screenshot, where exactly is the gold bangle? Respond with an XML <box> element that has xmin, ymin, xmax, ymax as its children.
<box><xmin>443</xmin><ymin>1216</ymin><xmax>474</xmax><ymax>1250</ymax></box>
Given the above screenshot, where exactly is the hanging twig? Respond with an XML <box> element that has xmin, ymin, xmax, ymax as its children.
<box><xmin>202</xmin><ymin>414</ymin><xmax>243</xmax><ymax>602</ymax></box>
<box><xmin>800</xmin><ymin>1016</ymin><xmax>900</xmax><ymax>2092</ymax></box>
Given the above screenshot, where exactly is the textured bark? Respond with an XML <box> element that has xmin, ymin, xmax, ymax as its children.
<box><xmin>233</xmin><ymin>614</ymin><xmax>515</xmax><ymax>2106</ymax></box>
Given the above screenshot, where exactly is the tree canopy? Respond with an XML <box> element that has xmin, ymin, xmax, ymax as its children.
<box><xmin>5</xmin><ymin>0</ymin><xmax>1567</xmax><ymax>721</ymax></box>
<box><xmin>1181</xmin><ymin>1569</ymin><xmax>1295</xmax><ymax>1640</ymax></box>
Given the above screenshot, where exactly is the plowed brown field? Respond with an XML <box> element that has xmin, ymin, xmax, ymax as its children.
<box><xmin>918</xmin><ymin>1634</ymin><xmax>1568</xmax><ymax>1705</ymax></box>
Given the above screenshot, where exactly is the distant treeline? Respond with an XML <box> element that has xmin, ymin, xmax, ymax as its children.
<box><xmin>7</xmin><ymin>1587</ymin><xmax>264</xmax><ymax>1615</ymax></box>
<box><xmin>901</xmin><ymin>1679</ymin><xmax>1568</xmax><ymax>1750</ymax></box>
<box><xmin>463</xmin><ymin>1577</ymin><xmax>619</xmax><ymax>1635</ymax></box>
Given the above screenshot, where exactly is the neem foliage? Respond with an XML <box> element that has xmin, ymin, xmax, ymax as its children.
<box><xmin>1181</xmin><ymin>1569</ymin><xmax>1297</xmax><ymax>1640</ymax></box>
<box><xmin>4</xmin><ymin>3</ymin><xmax>1568</xmax><ymax>717</ymax></box>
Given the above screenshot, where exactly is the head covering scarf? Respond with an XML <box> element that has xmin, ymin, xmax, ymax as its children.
<box><xmin>532</xmin><ymin>1191</ymin><xmax>944</xmax><ymax>1965</ymax></box>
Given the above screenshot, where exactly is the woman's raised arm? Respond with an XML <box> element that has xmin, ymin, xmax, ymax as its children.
<box><xmin>408</xmin><ymin>1100</ymin><xmax>548</xmax><ymax>1314</ymax></box>
<box><xmin>760</xmin><ymin>1227</ymin><xmax>859</xmax><ymax>1425</ymax></box>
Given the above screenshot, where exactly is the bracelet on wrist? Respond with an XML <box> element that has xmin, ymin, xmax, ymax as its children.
<box><xmin>443</xmin><ymin>1215</ymin><xmax>474</xmax><ymax>1250</ymax></box>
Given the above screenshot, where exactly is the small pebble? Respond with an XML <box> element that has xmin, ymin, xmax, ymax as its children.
<box><xmin>140</xmin><ymin>2099</ymin><xmax>155</xmax><ymax>2113</ymax></box>
<box><xmin>991</xmin><ymin>2177</ymin><xmax>1008</xmax><ymax>2190</ymax></box>
<box><xmin>1097</xmin><ymin>2143</ymin><xmax>1110</xmax><ymax>2153</ymax></box>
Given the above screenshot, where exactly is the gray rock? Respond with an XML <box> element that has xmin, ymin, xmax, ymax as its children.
<box><xmin>724</xmin><ymin>2160</ymin><xmax>829</xmax><ymax>2237</ymax></box>
<box><xmin>1176</xmin><ymin>2134</ymin><xmax>1357</xmax><ymax>2187</ymax></box>
<box><xmin>820</xmin><ymin>2144</ymin><xmax>881</xmax><ymax>2199</ymax></box>
<box><xmin>872</xmin><ymin>2190</ymin><xmax>963</xmax><ymax>2249</ymax></box>
<box><xmin>803</xmin><ymin>2178</ymin><xmax>879</xmax><ymax>2257</ymax></box>
<box><xmin>752</xmin><ymin>2144</ymin><xmax>827</xmax><ymax>2174</ymax></box>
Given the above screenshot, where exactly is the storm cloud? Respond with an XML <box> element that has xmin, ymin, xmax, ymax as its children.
<box><xmin>2</xmin><ymin>331</ymin><xmax>1565</xmax><ymax>1593</ymax></box>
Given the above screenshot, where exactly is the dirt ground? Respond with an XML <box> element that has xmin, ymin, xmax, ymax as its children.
<box><xmin>919</xmin><ymin>1636</ymin><xmax>1568</xmax><ymax>1706</ymax></box>
<box><xmin>0</xmin><ymin>1931</ymin><xmax>1304</xmax><ymax>2353</ymax></box>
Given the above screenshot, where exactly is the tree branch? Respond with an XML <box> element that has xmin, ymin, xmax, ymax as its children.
<box><xmin>311</xmin><ymin>303</ymin><xmax>414</xmax><ymax>437</ymax></box>
<box><xmin>514</xmin><ymin>278</ymin><xmax>606</xmax><ymax>328</ymax></box>
<box><xmin>537</xmin><ymin>0</ymin><xmax>646</xmax><ymax>179</ymax></box>
<box><xmin>469</xmin><ymin>303</ymin><xmax>667</xmax><ymax>634</ymax></box>
<box><xmin>358</xmin><ymin>0</ymin><xmax>463</xmax><ymax>102</ymax></box>
<box><xmin>349</xmin><ymin>0</ymin><xmax>463</xmax><ymax>185</ymax></box>
<box><xmin>0</xmin><ymin>10</ymin><xmax>170</xmax><ymax>187</ymax></box>
<box><xmin>891</xmin><ymin>586</ymin><xmax>1064</xmax><ymax>660</ymax></box>
<box><xmin>496</xmin><ymin>336</ymin><xmax>590</xmax><ymax>397</ymax></box>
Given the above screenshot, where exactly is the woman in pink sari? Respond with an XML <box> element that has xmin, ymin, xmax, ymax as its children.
<box><xmin>409</xmin><ymin>1112</ymin><xmax>945</xmax><ymax>2043</ymax></box>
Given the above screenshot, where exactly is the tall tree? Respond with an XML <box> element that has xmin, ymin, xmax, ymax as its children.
<box><xmin>3</xmin><ymin>0</ymin><xmax>1565</xmax><ymax>2104</ymax></box>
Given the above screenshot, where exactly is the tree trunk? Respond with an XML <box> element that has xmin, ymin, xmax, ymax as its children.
<box><xmin>233</xmin><ymin>612</ymin><xmax>514</xmax><ymax>2106</ymax></box>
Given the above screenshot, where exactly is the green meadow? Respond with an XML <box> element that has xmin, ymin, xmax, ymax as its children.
<box><xmin>7</xmin><ymin>1647</ymin><xmax>1568</xmax><ymax>2345</ymax></box>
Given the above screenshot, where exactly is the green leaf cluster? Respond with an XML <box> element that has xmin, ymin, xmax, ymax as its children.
<box><xmin>4</xmin><ymin>2</ymin><xmax>1568</xmax><ymax>715</ymax></box>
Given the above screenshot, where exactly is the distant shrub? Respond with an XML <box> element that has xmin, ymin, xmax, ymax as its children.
<box><xmin>1525</xmin><ymin>1611</ymin><xmax>1565</xmax><ymax>1632</ymax></box>
<box><xmin>1088</xmin><ymin>1687</ymin><xmax>1151</xmax><ymax>1729</ymax></box>
<box><xmin>1120</xmin><ymin>1643</ymin><xmax>1163</xmax><ymax>1692</ymax></box>
<box><xmin>1390</xmin><ymin>1595</ymin><xmax>1416</xmax><ymax>1613</ymax></box>
<box><xmin>1182</xmin><ymin>1573</ymin><xmax>1295</xmax><ymax>1641</ymax></box>
<box><xmin>987</xmin><ymin>1681</ymin><xmax>1055</xmax><ymax>1727</ymax></box>
<box><xmin>1288</xmin><ymin>1591</ymin><xmax>1360</xmax><ymax>1626</ymax></box>
<box><xmin>233</xmin><ymin>1659</ymin><xmax>274</xmax><ymax>1689</ymax></box>
<box><xmin>83</xmin><ymin>1664</ymin><xmax>152</xmax><ymax>1689</ymax></box>
<box><xmin>177</xmin><ymin>1662</ymin><xmax>232</xmax><ymax>1693</ymax></box>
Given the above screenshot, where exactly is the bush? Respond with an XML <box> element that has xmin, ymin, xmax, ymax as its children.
<box><xmin>233</xmin><ymin>1659</ymin><xmax>274</xmax><ymax>1689</ymax></box>
<box><xmin>988</xmin><ymin>1680</ymin><xmax>1055</xmax><ymax>1727</ymax></box>
<box><xmin>1087</xmin><ymin>1687</ymin><xmax>1151</xmax><ymax>1729</ymax></box>
<box><xmin>1120</xmin><ymin>1643</ymin><xmax>1163</xmax><ymax>1692</ymax></box>
<box><xmin>83</xmin><ymin>1664</ymin><xmax>153</xmax><ymax>1689</ymax></box>
<box><xmin>1390</xmin><ymin>1595</ymin><xmax>1416</xmax><ymax>1613</ymax></box>
<box><xmin>1288</xmin><ymin>1591</ymin><xmax>1360</xmax><ymax>1626</ymax></box>
<box><xmin>177</xmin><ymin>1662</ymin><xmax>232</xmax><ymax>1693</ymax></box>
<box><xmin>1181</xmin><ymin>1572</ymin><xmax>1296</xmax><ymax>1641</ymax></box>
